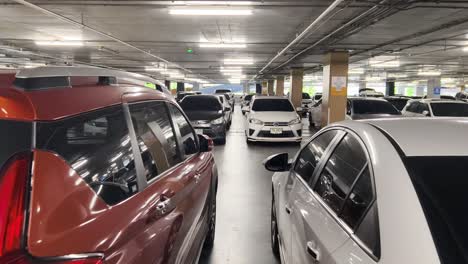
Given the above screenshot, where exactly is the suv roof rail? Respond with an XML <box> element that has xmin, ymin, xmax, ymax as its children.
<box><xmin>14</xmin><ymin>66</ymin><xmax>169</xmax><ymax>93</ymax></box>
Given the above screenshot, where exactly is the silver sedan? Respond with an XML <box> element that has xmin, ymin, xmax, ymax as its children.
<box><xmin>266</xmin><ymin>118</ymin><xmax>468</xmax><ymax>264</ymax></box>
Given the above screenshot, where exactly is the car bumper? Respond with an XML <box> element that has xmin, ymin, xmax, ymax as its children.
<box><xmin>193</xmin><ymin>124</ymin><xmax>226</xmax><ymax>140</ymax></box>
<box><xmin>246</xmin><ymin>124</ymin><xmax>302</xmax><ymax>142</ymax></box>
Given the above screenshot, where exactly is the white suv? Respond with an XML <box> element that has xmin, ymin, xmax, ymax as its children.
<box><xmin>245</xmin><ymin>96</ymin><xmax>302</xmax><ymax>143</ymax></box>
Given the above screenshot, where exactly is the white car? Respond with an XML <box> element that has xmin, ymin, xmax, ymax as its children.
<box><xmin>359</xmin><ymin>88</ymin><xmax>384</xmax><ymax>98</ymax></box>
<box><xmin>402</xmin><ymin>98</ymin><xmax>468</xmax><ymax>117</ymax></box>
<box><xmin>246</xmin><ymin>96</ymin><xmax>302</xmax><ymax>143</ymax></box>
<box><xmin>266</xmin><ymin>118</ymin><xmax>468</xmax><ymax>264</ymax></box>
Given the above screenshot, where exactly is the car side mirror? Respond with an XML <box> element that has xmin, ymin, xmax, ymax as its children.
<box><xmin>198</xmin><ymin>134</ymin><xmax>214</xmax><ymax>152</ymax></box>
<box><xmin>422</xmin><ymin>110</ymin><xmax>430</xmax><ymax>116</ymax></box>
<box><xmin>263</xmin><ymin>153</ymin><xmax>291</xmax><ymax>172</ymax></box>
<box><xmin>225</xmin><ymin>107</ymin><xmax>231</xmax><ymax>111</ymax></box>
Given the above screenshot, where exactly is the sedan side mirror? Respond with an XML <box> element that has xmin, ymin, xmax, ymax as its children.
<box><xmin>198</xmin><ymin>134</ymin><xmax>214</xmax><ymax>152</ymax></box>
<box><xmin>422</xmin><ymin>110</ymin><xmax>430</xmax><ymax>117</ymax></box>
<box><xmin>263</xmin><ymin>153</ymin><xmax>291</xmax><ymax>172</ymax></box>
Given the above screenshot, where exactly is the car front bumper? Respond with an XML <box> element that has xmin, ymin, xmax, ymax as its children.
<box><xmin>246</xmin><ymin>123</ymin><xmax>302</xmax><ymax>142</ymax></box>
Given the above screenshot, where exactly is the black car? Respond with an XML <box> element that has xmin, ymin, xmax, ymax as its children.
<box><xmin>348</xmin><ymin>97</ymin><xmax>401</xmax><ymax>120</ymax></box>
<box><xmin>176</xmin><ymin>91</ymin><xmax>201</xmax><ymax>102</ymax></box>
<box><xmin>384</xmin><ymin>96</ymin><xmax>410</xmax><ymax>111</ymax></box>
<box><xmin>180</xmin><ymin>95</ymin><xmax>228</xmax><ymax>144</ymax></box>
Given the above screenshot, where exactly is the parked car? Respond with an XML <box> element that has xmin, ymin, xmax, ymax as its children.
<box><xmin>312</xmin><ymin>92</ymin><xmax>322</xmax><ymax>104</ymax></box>
<box><xmin>300</xmin><ymin>93</ymin><xmax>313</xmax><ymax>117</ymax></box>
<box><xmin>309</xmin><ymin>97</ymin><xmax>401</xmax><ymax>128</ymax></box>
<box><xmin>384</xmin><ymin>96</ymin><xmax>410</xmax><ymax>111</ymax></box>
<box><xmin>215</xmin><ymin>89</ymin><xmax>235</xmax><ymax>107</ymax></box>
<box><xmin>402</xmin><ymin>99</ymin><xmax>468</xmax><ymax>117</ymax></box>
<box><xmin>455</xmin><ymin>91</ymin><xmax>468</xmax><ymax>102</ymax></box>
<box><xmin>245</xmin><ymin>96</ymin><xmax>302</xmax><ymax>143</ymax></box>
<box><xmin>242</xmin><ymin>94</ymin><xmax>254</xmax><ymax>115</ymax></box>
<box><xmin>180</xmin><ymin>95</ymin><xmax>229</xmax><ymax>144</ymax></box>
<box><xmin>176</xmin><ymin>91</ymin><xmax>201</xmax><ymax>102</ymax></box>
<box><xmin>223</xmin><ymin>93</ymin><xmax>235</xmax><ymax>109</ymax></box>
<box><xmin>0</xmin><ymin>66</ymin><xmax>217</xmax><ymax>264</ymax></box>
<box><xmin>359</xmin><ymin>88</ymin><xmax>384</xmax><ymax>98</ymax></box>
<box><xmin>215</xmin><ymin>94</ymin><xmax>233</xmax><ymax>126</ymax></box>
<box><xmin>267</xmin><ymin>118</ymin><xmax>468</xmax><ymax>264</ymax></box>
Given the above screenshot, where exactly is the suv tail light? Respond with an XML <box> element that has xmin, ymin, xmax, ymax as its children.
<box><xmin>0</xmin><ymin>153</ymin><xmax>103</xmax><ymax>264</ymax></box>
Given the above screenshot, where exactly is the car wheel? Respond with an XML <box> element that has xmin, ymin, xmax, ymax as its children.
<box><xmin>271</xmin><ymin>196</ymin><xmax>280</xmax><ymax>259</ymax></box>
<box><xmin>203</xmin><ymin>186</ymin><xmax>217</xmax><ymax>250</ymax></box>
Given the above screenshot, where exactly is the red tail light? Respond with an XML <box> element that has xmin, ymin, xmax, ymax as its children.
<box><xmin>0</xmin><ymin>153</ymin><xmax>31</xmax><ymax>257</ymax></box>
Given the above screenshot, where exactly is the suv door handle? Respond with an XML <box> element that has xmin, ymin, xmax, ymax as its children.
<box><xmin>306</xmin><ymin>241</ymin><xmax>320</xmax><ymax>261</ymax></box>
<box><xmin>285</xmin><ymin>205</ymin><xmax>292</xmax><ymax>214</ymax></box>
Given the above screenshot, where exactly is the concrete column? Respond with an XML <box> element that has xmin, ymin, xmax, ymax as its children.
<box><xmin>165</xmin><ymin>80</ymin><xmax>171</xmax><ymax>89</ymax></box>
<box><xmin>322</xmin><ymin>51</ymin><xmax>349</xmax><ymax>126</ymax></box>
<box><xmin>267</xmin><ymin>79</ymin><xmax>275</xmax><ymax>96</ymax></box>
<box><xmin>177</xmin><ymin>82</ymin><xmax>185</xmax><ymax>92</ymax></box>
<box><xmin>256</xmin><ymin>83</ymin><xmax>262</xmax><ymax>94</ymax></box>
<box><xmin>261</xmin><ymin>81</ymin><xmax>268</xmax><ymax>95</ymax></box>
<box><xmin>192</xmin><ymin>83</ymin><xmax>200</xmax><ymax>91</ymax></box>
<box><xmin>290</xmin><ymin>68</ymin><xmax>304</xmax><ymax>108</ymax></box>
<box><xmin>386</xmin><ymin>78</ymin><xmax>395</xmax><ymax>96</ymax></box>
<box><xmin>427</xmin><ymin>77</ymin><xmax>441</xmax><ymax>99</ymax></box>
<box><xmin>276</xmin><ymin>76</ymin><xmax>285</xmax><ymax>96</ymax></box>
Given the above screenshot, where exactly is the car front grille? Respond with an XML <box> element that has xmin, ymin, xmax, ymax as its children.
<box><xmin>263</xmin><ymin>122</ymin><xmax>289</xmax><ymax>127</ymax></box>
<box><xmin>258</xmin><ymin>131</ymin><xmax>295</xmax><ymax>138</ymax></box>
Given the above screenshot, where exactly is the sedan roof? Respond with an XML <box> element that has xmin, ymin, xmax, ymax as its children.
<box><xmin>363</xmin><ymin>118</ymin><xmax>468</xmax><ymax>157</ymax></box>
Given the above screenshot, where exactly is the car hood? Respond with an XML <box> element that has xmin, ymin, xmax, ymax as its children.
<box><xmin>250</xmin><ymin>111</ymin><xmax>298</xmax><ymax>122</ymax></box>
<box><xmin>351</xmin><ymin>113</ymin><xmax>401</xmax><ymax>120</ymax></box>
<box><xmin>185</xmin><ymin>110</ymin><xmax>223</xmax><ymax>121</ymax></box>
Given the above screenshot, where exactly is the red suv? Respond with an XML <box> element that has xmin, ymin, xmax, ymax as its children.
<box><xmin>0</xmin><ymin>67</ymin><xmax>218</xmax><ymax>264</ymax></box>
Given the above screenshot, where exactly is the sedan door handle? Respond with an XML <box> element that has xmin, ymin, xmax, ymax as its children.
<box><xmin>306</xmin><ymin>241</ymin><xmax>320</xmax><ymax>261</ymax></box>
<box><xmin>285</xmin><ymin>205</ymin><xmax>292</xmax><ymax>214</ymax></box>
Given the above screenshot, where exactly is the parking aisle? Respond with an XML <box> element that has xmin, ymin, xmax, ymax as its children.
<box><xmin>200</xmin><ymin>105</ymin><xmax>316</xmax><ymax>264</ymax></box>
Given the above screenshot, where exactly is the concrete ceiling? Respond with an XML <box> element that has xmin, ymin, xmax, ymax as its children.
<box><xmin>0</xmin><ymin>0</ymin><xmax>467</xmax><ymax>84</ymax></box>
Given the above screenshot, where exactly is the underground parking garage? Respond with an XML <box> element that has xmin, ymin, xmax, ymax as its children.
<box><xmin>1</xmin><ymin>0</ymin><xmax>468</xmax><ymax>263</ymax></box>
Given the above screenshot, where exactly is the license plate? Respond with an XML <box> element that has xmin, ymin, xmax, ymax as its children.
<box><xmin>195</xmin><ymin>129</ymin><xmax>204</xmax><ymax>134</ymax></box>
<box><xmin>270</xmin><ymin>128</ymin><xmax>283</xmax><ymax>134</ymax></box>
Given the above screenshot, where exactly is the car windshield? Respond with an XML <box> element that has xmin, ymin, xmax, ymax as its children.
<box><xmin>245</xmin><ymin>95</ymin><xmax>253</xmax><ymax>101</ymax></box>
<box><xmin>405</xmin><ymin>156</ymin><xmax>468</xmax><ymax>264</ymax></box>
<box><xmin>430</xmin><ymin>103</ymin><xmax>468</xmax><ymax>117</ymax></box>
<box><xmin>386</xmin><ymin>98</ymin><xmax>409</xmax><ymax>111</ymax></box>
<box><xmin>180</xmin><ymin>96</ymin><xmax>222</xmax><ymax>111</ymax></box>
<box><xmin>352</xmin><ymin>100</ymin><xmax>400</xmax><ymax>115</ymax></box>
<box><xmin>251</xmin><ymin>99</ymin><xmax>294</xmax><ymax>112</ymax></box>
<box><xmin>302</xmin><ymin>93</ymin><xmax>311</xmax><ymax>99</ymax></box>
<box><xmin>314</xmin><ymin>94</ymin><xmax>322</xmax><ymax>100</ymax></box>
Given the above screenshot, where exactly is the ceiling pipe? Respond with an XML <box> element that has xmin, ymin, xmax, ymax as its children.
<box><xmin>10</xmin><ymin>0</ymin><xmax>214</xmax><ymax>82</ymax></box>
<box><xmin>257</xmin><ymin>0</ymin><xmax>348</xmax><ymax>74</ymax></box>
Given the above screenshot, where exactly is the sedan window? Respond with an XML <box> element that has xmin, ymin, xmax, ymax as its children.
<box><xmin>251</xmin><ymin>99</ymin><xmax>294</xmax><ymax>112</ymax></box>
<box><xmin>430</xmin><ymin>102</ymin><xmax>468</xmax><ymax>117</ymax></box>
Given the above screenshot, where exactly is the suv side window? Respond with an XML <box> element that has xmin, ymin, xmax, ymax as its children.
<box><xmin>407</xmin><ymin>102</ymin><xmax>417</xmax><ymax>112</ymax></box>
<box><xmin>129</xmin><ymin>101</ymin><xmax>182</xmax><ymax>181</ymax></box>
<box><xmin>313</xmin><ymin>134</ymin><xmax>367</xmax><ymax>213</ymax></box>
<box><xmin>37</xmin><ymin>106</ymin><xmax>138</xmax><ymax>205</ymax></box>
<box><xmin>167</xmin><ymin>104</ymin><xmax>199</xmax><ymax>157</ymax></box>
<box><xmin>294</xmin><ymin>130</ymin><xmax>338</xmax><ymax>183</ymax></box>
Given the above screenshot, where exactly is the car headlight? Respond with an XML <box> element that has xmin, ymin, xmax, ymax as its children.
<box><xmin>211</xmin><ymin>117</ymin><xmax>224</xmax><ymax>125</ymax></box>
<box><xmin>249</xmin><ymin>118</ymin><xmax>264</xmax><ymax>125</ymax></box>
<box><xmin>289</xmin><ymin>117</ymin><xmax>301</xmax><ymax>125</ymax></box>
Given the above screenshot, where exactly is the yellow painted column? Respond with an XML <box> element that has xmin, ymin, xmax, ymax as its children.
<box><xmin>267</xmin><ymin>79</ymin><xmax>275</xmax><ymax>95</ymax></box>
<box><xmin>290</xmin><ymin>68</ymin><xmax>303</xmax><ymax>108</ymax></box>
<box><xmin>262</xmin><ymin>81</ymin><xmax>268</xmax><ymax>95</ymax></box>
<box><xmin>276</xmin><ymin>76</ymin><xmax>285</xmax><ymax>96</ymax></box>
<box><xmin>321</xmin><ymin>51</ymin><xmax>349</xmax><ymax>126</ymax></box>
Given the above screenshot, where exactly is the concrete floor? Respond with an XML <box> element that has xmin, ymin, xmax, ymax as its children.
<box><xmin>199</xmin><ymin>105</ymin><xmax>316</xmax><ymax>264</ymax></box>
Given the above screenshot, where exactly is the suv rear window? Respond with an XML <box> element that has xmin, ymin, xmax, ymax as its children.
<box><xmin>0</xmin><ymin>120</ymin><xmax>32</xmax><ymax>169</ymax></box>
<box><xmin>430</xmin><ymin>103</ymin><xmax>468</xmax><ymax>117</ymax></box>
<box><xmin>352</xmin><ymin>100</ymin><xmax>400</xmax><ymax>115</ymax></box>
<box><xmin>37</xmin><ymin>106</ymin><xmax>138</xmax><ymax>205</ymax></box>
<box><xmin>405</xmin><ymin>156</ymin><xmax>468</xmax><ymax>263</ymax></box>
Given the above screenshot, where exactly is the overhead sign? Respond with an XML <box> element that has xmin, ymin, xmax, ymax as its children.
<box><xmin>433</xmin><ymin>87</ymin><xmax>441</xmax><ymax>95</ymax></box>
<box><xmin>331</xmin><ymin>76</ymin><xmax>347</xmax><ymax>96</ymax></box>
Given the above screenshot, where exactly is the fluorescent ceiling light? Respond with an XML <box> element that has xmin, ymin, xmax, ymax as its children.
<box><xmin>365</xmin><ymin>76</ymin><xmax>383</xmax><ymax>82</ymax></box>
<box><xmin>220</xmin><ymin>68</ymin><xmax>243</xmax><ymax>73</ymax></box>
<box><xmin>169</xmin><ymin>8</ymin><xmax>252</xmax><ymax>16</ymax></box>
<box><xmin>387</xmin><ymin>73</ymin><xmax>408</xmax><ymax>78</ymax></box>
<box><xmin>200</xmin><ymin>43</ymin><xmax>247</xmax><ymax>48</ymax></box>
<box><xmin>370</xmin><ymin>60</ymin><xmax>400</xmax><ymax>68</ymax></box>
<box><xmin>225</xmin><ymin>74</ymin><xmax>246</xmax><ymax>79</ymax></box>
<box><xmin>348</xmin><ymin>68</ymin><xmax>365</xmax><ymax>75</ymax></box>
<box><xmin>145</xmin><ymin>66</ymin><xmax>165</xmax><ymax>72</ymax></box>
<box><xmin>228</xmin><ymin>78</ymin><xmax>241</xmax><ymax>83</ymax></box>
<box><xmin>224</xmin><ymin>58</ymin><xmax>253</xmax><ymax>65</ymax></box>
<box><xmin>418</xmin><ymin>70</ymin><xmax>441</xmax><ymax>76</ymax></box>
<box><xmin>0</xmin><ymin>54</ymin><xmax>5</xmax><ymax>57</ymax></box>
<box><xmin>35</xmin><ymin>41</ymin><xmax>84</xmax><ymax>46</ymax></box>
<box><xmin>463</xmin><ymin>46</ymin><xmax>468</xmax><ymax>52</ymax></box>
<box><xmin>180</xmin><ymin>1</ymin><xmax>253</xmax><ymax>5</ymax></box>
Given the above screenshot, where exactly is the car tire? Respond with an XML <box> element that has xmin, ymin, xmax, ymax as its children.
<box><xmin>203</xmin><ymin>185</ymin><xmax>217</xmax><ymax>250</ymax></box>
<box><xmin>271</xmin><ymin>195</ymin><xmax>280</xmax><ymax>259</ymax></box>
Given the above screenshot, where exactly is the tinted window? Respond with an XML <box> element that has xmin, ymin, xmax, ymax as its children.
<box><xmin>302</xmin><ymin>93</ymin><xmax>311</xmax><ymax>99</ymax></box>
<box><xmin>130</xmin><ymin>102</ymin><xmax>181</xmax><ymax>181</ymax></box>
<box><xmin>386</xmin><ymin>98</ymin><xmax>409</xmax><ymax>111</ymax></box>
<box><xmin>406</xmin><ymin>102</ymin><xmax>418</xmax><ymax>112</ymax></box>
<box><xmin>180</xmin><ymin>96</ymin><xmax>222</xmax><ymax>112</ymax></box>
<box><xmin>244</xmin><ymin>95</ymin><xmax>253</xmax><ymax>101</ymax></box>
<box><xmin>352</xmin><ymin>100</ymin><xmax>400</xmax><ymax>115</ymax></box>
<box><xmin>405</xmin><ymin>156</ymin><xmax>468</xmax><ymax>264</ymax></box>
<box><xmin>168</xmin><ymin>104</ymin><xmax>199</xmax><ymax>157</ymax></box>
<box><xmin>314</xmin><ymin>134</ymin><xmax>367</xmax><ymax>213</ymax></box>
<box><xmin>0</xmin><ymin>120</ymin><xmax>32</xmax><ymax>169</ymax></box>
<box><xmin>355</xmin><ymin>203</ymin><xmax>380</xmax><ymax>258</ymax></box>
<box><xmin>251</xmin><ymin>99</ymin><xmax>294</xmax><ymax>112</ymax></box>
<box><xmin>314</xmin><ymin>94</ymin><xmax>322</xmax><ymax>100</ymax></box>
<box><xmin>341</xmin><ymin>167</ymin><xmax>374</xmax><ymax>228</ymax></box>
<box><xmin>37</xmin><ymin>107</ymin><xmax>138</xmax><ymax>205</ymax></box>
<box><xmin>430</xmin><ymin>102</ymin><xmax>468</xmax><ymax>117</ymax></box>
<box><xmin>294</xmin><ymin>130</ymin><xmax>338</xmax><ymax>183</ymax></box>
